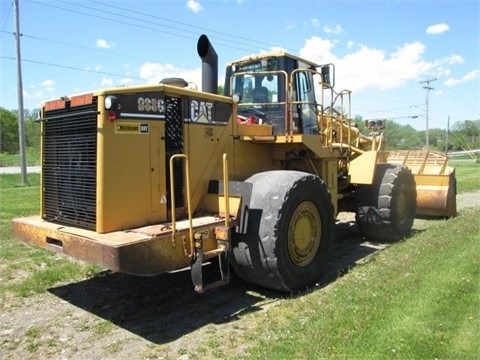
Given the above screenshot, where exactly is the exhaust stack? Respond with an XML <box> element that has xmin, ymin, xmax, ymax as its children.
<box><xmin>197</xmin><ymin>34</ymin><xmax>218</xmax><ymax>94</ymax></box>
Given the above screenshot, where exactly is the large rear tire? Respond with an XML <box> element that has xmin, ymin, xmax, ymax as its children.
<box><xmin>355</xmin><ymin>164</ymin><xmax>416</xmax><ymax>242</ymax></box>
<box><xmin>231</xmin><ymin>171</ymin><xmax>334</xmax><ymax>292</ymax></box>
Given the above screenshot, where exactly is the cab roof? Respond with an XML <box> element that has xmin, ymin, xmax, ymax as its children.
<box><xmin>226</xmin><ymin>51</ymin><xmax>321</xmax><ymax>69</ymax></box>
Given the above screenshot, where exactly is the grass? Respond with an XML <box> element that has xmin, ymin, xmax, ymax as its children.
<box><xmin>454</xmin><ymin>162</ymin><xmax>480</xmax><ymax>193</ymax></box>
<box><xmin>0</xmin><ymin>173</ymin><xmax>101</xmax><ymax>301</ymax></box>
<box><xmin>231</xmin><ymin>208</ymin><xmax>479</xmax><ymax>359</ymax></box>
<box><xmin>0</xmin><ymin>147</ymin><xmax>41</xmax><ymax>166</ymax></box>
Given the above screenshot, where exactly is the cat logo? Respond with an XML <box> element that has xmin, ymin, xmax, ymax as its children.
<box><xmin>190</xmin><ymin>99</ymin><xmax>213</xmax><ymax>123</ymax></box>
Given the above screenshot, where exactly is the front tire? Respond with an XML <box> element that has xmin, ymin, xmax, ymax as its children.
<box><xmin>231</xmin><ymin>171</ymin><xmax>334</xmax><ymax>292</ymax></box>
<box><xmin>355</xmin><ymin>164</ymin><xmax>416</xmax><ymax>242</ymax></box>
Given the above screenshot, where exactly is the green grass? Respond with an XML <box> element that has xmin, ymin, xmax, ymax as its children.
<box><xmin>0</xmin><ymin>174</ymin><xmax>40</xmax><ymax>217</ymax></box>
<box><xmin>0</xmin><ymin>147</ymin><xmax>41</xmax><ymax>166</ymax></box>
<box><xmin>0</xmin><ymin>173</ymin><xmax>41</xmax><ymax>188</ymax></box>
<box><xmin>229</xmin><ymin>209</ymin><xmax>480</xmax><ymax>359</ymax></box>
<box><xmin>454</xmin><ymin>163</ymin><xmax>480</xmax><ymax>193</ymax></box>
<box><xmin>0</xmin><ymin>173</ymin><xmax>100</xmax><ymax>301</ymax></box>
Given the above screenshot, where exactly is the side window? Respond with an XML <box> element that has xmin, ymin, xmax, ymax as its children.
<box><xmin>297</xmin><ymin>72</ymin><xmax>310</xmax><ymax>102</ymax></box>
<box><xmin>295</xmin><ymin>71</ymin><xmax>319</xmax><ymax>134</ymax></box>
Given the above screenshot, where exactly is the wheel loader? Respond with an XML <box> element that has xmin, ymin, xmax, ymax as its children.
<box><xmin>11</xmin><ymin>35</ymin><xmax>456</xmax><ymax>293</ymax></box>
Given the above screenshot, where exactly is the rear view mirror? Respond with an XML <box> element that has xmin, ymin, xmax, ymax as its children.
<box><xmin>320</xmin><ymin>63</ymin><xmax>335</xmax><ymax>88</ymax></box>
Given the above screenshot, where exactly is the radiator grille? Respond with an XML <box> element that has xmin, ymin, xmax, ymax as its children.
<box><xmin>164</xmin><ymin>96</ymin><xmax>184</xmax><ymax>209</ymax></box>
<box><xmin>42</xmin><ymin>100</ymin><xmax>98</xmax><ymax>230</ymax></box>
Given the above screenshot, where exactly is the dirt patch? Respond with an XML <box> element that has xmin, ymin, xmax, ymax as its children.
<box><xmin>1</xmin><ymin>192</ymin><xmax>479</xmax><ymax>360</ymax></box>
<box><xmin>1</xmin><ymin>267</ymin><xmax>279</xmax><ymax>359</ymax></box>
<box><xmin>456</xmin><ymin>190</ymin><xmax>480</xmax><ymax>210</ymax></box>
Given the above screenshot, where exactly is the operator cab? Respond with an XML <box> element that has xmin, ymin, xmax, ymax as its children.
<box><xmin>224</xmin><ymin>53</ymin><xmax>334</xmax><ymax>135</ymax></box>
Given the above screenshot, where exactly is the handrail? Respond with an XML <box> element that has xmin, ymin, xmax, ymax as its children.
<box><xmin>318</xmin><ymin>87</ymin><xmax>354</xmax><ymax>150</ymax></box>
<box><xmin>169</xmin><ymin>154</ymin><xmax>194</xmax><ymax>258</ymax></box>
<box><xmin>222</xmin><ymin>153</ymin><xmax>230</xmax><ymax>227</ymax></box>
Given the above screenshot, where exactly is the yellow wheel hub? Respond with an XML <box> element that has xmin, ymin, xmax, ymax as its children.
<box><xmin>287</xmin><ymin>201</ymin><xmax>321</xmax><ymax>267</ymax></box>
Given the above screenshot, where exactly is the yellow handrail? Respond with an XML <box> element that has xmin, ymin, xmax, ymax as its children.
<box><xmin>169</xmin><ymin>154</ymin><xmax>194</xmax><ymax>258</ymax></box>
<box><xmin>222</xmin><ymin>153</ymin><xmax>230</xmax><ymax>227</ymax></box>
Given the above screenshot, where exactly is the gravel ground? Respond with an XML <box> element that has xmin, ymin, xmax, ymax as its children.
<box><xmin>1</xmin><ymin>191</ymin><xmax>479</xmax><ymax>360</ymax></box>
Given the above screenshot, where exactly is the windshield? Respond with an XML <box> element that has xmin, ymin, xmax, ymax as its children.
<box><xmin>231</xmin><ymin>67</ymin><xmax>323</xmax><ymax>136</ymax></box>
<box><xmin>232</xmin><ymin>71</ymin><xmax>286</xmax><ymax>134</ymax></box>
<box><xmin>233</xmin><ymin>73</ymin><xmax>279</xmax><ymax>104</ymax></box>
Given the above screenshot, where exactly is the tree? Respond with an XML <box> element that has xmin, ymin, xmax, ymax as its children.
<box><xmin>352</xmin><ymin>115</ymin><xmax>366</xmax><ymax>133</ymax></box>
<box><xmin>0</xmin><ymin>108</ymin><xmax>18</xmax><ymax>154</ymax></box>
<box><xmin>0</xmin><ymin>107</ymin><xmax>40</xmax><ymax>154</ymax></box>
<box><xmin>383</xmin><ymin>120</ymin><xmax>422</xmax><ymax>150</ymax></box>
<box><xmin>24</xmin><ymin>109</ymin><xmax>40</xmax><ymax>149</ymax></box>
<box><xmin>450</xmin><ymin>120</ymin><xmax>480</xmax><ymax>150</ymax></box>
<box><xmin>423</xmin><ymin>128</ymin><xmax>448</xmax><ymax>149</ymax></box>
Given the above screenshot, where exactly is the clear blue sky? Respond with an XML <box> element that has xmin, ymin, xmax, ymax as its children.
<box><xmin>1</xmin><ymin>0</ymin><xmax>479</xmax><ymax>130</ymax></box>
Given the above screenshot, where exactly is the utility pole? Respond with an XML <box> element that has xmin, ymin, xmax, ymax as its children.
<box><xmin>445</xmin><ymin>115</ymin><xmax>450</xmax><ymax>154</ymax></box>
<box><xmin>14</xmin><ymin>0</ymin><xmax>28</xmax><ymax>185</ymax></box>
<box><xmin>419</xmin><ymin>78</ymin><xmax>437</xmax><ymax>150</ymax></box>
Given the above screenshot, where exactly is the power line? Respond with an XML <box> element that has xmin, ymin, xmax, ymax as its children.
<box><xmin>1</xmin><ymin>30</ymin><xmax>160</xmax><ymax>63</ymax></box>
<box><xmin>441</xmin><ymin>87</ymin><xmax>480</xmax><ymax>116</ymax></box>
<box><xmin>25</xmin><ymin>0</ymin><xmax>277</xmax><ymax>54</ymax></box>
<box><xmin>20</xmin><ymin>0</ymin><xmax>480</xmax><ymax>87</ymax></box>
<box><xmin>1</xmin><ymin>55</ymin><xmax>144</xmax><ymax>81</ymax></box>
<box><xmin>356</xmin><ymin>103</ymin><xmax>425</xmax><ymax>115</ymax></box>
<box><xmin>83</xmin><ymin>0</ymin><xmax>275</xmax><ymax>50</ymax></box>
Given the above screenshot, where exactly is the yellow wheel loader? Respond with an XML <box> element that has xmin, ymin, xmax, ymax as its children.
<box><xmin>12</xmin><ymin>35</ymin><xmax>455</xmax><ymax>293</ymax></box>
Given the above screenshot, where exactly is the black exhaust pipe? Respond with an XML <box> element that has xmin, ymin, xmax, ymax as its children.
<box><xmin>197</xmin><ymin>34</ymin><xmax>218</xmax><ymax>94</ymax></box>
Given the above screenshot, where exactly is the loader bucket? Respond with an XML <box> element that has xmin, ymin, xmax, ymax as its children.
<box><xmin>387</xmin><ymin>150</ymin><xmax>456</xmax><ymax>217</ymax></box>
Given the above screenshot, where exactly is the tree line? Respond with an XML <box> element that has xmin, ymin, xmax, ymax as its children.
<box><xmin>0</xmin><ymin>108</ymin><xmax>40</xmax><ymax>154</ymax></box>
<box><xmin>354</xmin><ymin>116</ymin><xmax>480</xmax><ymax>152</ymax></box>
<box><xmin>0</xmin><ymin>107</ymin><xmax>478</xmax><ymax>155</ymax></box>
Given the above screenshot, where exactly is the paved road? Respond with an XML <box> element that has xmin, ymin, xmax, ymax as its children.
<box><xmin>0</xmin><ymin>166</ymin><xmax>41</xmax><ymax>174</ymax></box>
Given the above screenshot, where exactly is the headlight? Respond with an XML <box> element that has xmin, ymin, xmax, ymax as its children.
<box><xmin>105</xmin><ymin>95</ymin><xmax>119</xmax><ymax>110</ymax></box>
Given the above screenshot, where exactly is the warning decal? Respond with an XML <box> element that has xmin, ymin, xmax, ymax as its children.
<box><xmin>115</xmin><ymin>123</ymin><xmax>149</xmax><ymax>134</ymax></box>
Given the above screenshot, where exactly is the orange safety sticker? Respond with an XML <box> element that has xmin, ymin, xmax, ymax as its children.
<box><xmin>44</xmin><ymin>99</ymin><xmax>66</xmax><ymax>111</ymax></box>
<box><xmin>71</xmin><ymin>93</ymin><xmax>93</xmax><ymax>107</ymax></box>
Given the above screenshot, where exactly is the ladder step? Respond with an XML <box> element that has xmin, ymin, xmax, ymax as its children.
<box><xmin>191</xmin><ymin>241</ymin><xmax>230</xmax><ymax>293</ymax></box>
<box><xmin>203</xmin><ymin>247</ymin><xmax>226</xmax><ymax>257</ymax></box>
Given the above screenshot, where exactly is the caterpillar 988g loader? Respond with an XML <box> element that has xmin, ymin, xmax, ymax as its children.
<box><xmin>12</xmin><ymin>35</ymin><xmax>455</xmax><ymax>293</ymax></box>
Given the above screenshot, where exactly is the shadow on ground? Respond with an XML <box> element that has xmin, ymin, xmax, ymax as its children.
<box><xmin>48</xmin><ymin>218</ymin><xmax>415</xmax><ymax>344</ymax></box>
<box><xmin>49</xmin><ymin>264</ymin><xmax>277</xmax><ymax>344</ymax></box>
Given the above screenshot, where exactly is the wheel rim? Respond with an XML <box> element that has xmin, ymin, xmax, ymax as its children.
<box><xmin>287</xmin><ymin>201</ymin><xmax>321</xmax><ymax>267</ymax></box>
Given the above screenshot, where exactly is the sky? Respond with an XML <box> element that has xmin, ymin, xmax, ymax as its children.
<box><xmin>1</xmin><ymin>0</ymin><xmax>479</xmax><ymax>131</ymax></box>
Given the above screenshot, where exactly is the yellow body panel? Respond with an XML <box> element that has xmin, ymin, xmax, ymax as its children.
<box><xmin>97</xmin><ymin>107</ymin><xmax>168</xmax><ymax>233</ymax></box>
<box><xmin>348</xmin><ymin>150</ymin><xmax>380</xmax><ymax>184</ymax></box>
<box><xmin>237</xmin><ymin>123</ymin><xmax>273</xmax><ymax>136</ymax></box>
